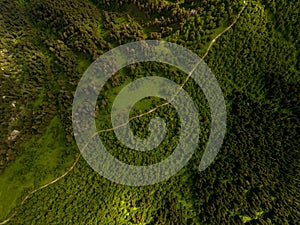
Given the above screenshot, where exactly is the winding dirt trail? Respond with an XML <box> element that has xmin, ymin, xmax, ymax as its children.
<box><xmin>0</xmin><ymin>2</ymin><xmax>247</xmax><ymax>224</ymax></box>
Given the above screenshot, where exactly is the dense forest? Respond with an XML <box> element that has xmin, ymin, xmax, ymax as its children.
<box><xmin>0</xmin><ymin>0</ymin><xmax>299</xmax><ymax>224</ymax></box>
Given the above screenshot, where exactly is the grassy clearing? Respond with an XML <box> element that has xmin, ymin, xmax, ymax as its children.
<box><xmin>0</xmin><ymin>116</ymin><xmax>75</xmax><ymax>220</ymax></box>
<box><xmin>201</xmin><ymin>25</ymin><xmax>226</xmax><ymax>51</ymax></box>
<box><xmin>33</xmin><ymin>88</ymin><xmax>45</xmax><ymax>110</ymax></box>
<box><xmin>77</xmin><ymin>55</ymin><xmax>92</xmax><ymax>74</ymax></box>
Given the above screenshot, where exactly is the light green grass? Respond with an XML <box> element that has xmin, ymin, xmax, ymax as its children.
<box><xmin>33</xmin><ymin>88</ymin><xmax>45</xmax><ymax>110</ymax></box>
<box><xmin>77</xmin><ymin>56</ymin><xmax>91</xmax><ymax>74</ymax></box>
<box><xmin>0</xmin><ymin>116</ymin><xmax>75</xmax><ymax>220</ymax></box>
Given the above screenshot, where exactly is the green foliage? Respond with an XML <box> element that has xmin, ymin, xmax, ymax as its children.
<box><xmin>0</xmin><ymin>0</ymin><xmax>299</xmax><ymax>224</ymax></box>
<box><xmin>0</xmin><ymin>116</ymin><xmax>75</xmax><ymax>220</ymax></box>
